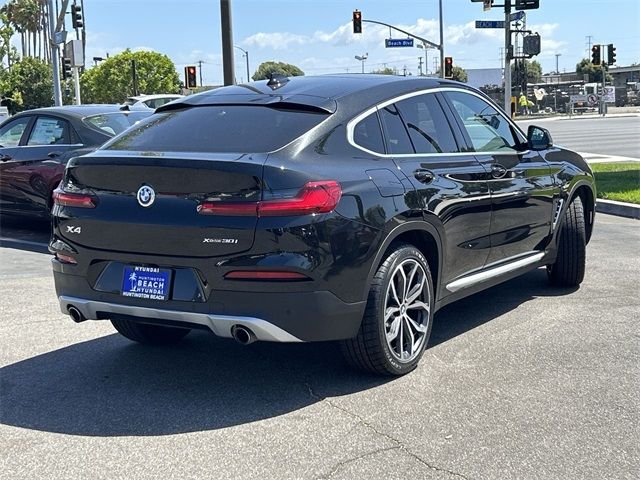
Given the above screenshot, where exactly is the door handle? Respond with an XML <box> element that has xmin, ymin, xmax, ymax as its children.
<box><xmin>491</xmin><ymin>164</ymin><xmax>508</xmax><ymax>179</ymax></box>
<box><xmin>48</xmin><ymin>151</ymin><xmax>62</xmax><ymax>159</ymax></box>
<box><xmin>0</xmin><ymin>154</ymin><xmax>12</xmax><ymax>162</ymax></box>
<box><xmin>413</xmin><ymin>168</ymin><xmax>435</xmax><ymax>184</ymax></box>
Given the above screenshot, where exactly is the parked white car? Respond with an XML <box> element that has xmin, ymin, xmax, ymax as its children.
<box><xmin>123</xmin><ymin>94</ymin><xmax>184</xmax><ymax>110</ymax></box>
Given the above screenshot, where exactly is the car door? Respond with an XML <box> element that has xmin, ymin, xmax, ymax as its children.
<box><xmin>442</xmin><ymin>90</ymin><xmax>555</xmax><ymax>265</ymax></box>
<box><xmin>380</xmin><ymin>92</ymin><xmax>492</xmax><ymax>288</ymax></box>
<box><xmin>3</xmin><ymin>115</ymin><xmax>82</xmax><ymax>214</ymax></box>
<box><xmin>0</xmin><ymin>115</ymin><xmax>34</xmax><ymax>213</ymax></box>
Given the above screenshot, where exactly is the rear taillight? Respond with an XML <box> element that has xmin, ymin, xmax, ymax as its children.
<box><xmin>198</xmin><ymin>180</ymin><xmax>341</xmax><ymax>217</ymax></box>
<box><xmin>224</xmin><ymin>271</ymin><xmax>309</xmax><ymax>281</ymax></box>
<box><xmin>53</xmin><ymin>189</ymin><xmax>96</xmax><ymax>208</ymax></box>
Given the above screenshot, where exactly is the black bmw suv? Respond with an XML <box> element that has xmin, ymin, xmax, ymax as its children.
<box><xmin>51</xmin><ymin>75</ymin><xmax>595</xmax><ymax>375</ymax></box>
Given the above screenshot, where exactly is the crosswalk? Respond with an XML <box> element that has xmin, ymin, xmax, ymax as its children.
<box><xmin>578</xmin><ymin>152</ymin><xmax>640</xmax><ymax>164</ymax></box>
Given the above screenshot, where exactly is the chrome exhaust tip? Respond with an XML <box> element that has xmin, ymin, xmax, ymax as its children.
<box><xmin>67</xmin><ymin>305</ymin><xmax>86</xmax><ymax>323</ymax></box>
<box><xmin>231</xmin><ymin>324</ymin><xmax>257</xmax><ymax>345</ymax></box>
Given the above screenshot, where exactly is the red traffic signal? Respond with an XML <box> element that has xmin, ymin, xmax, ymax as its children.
<box><xmin>185</xmin><ymin>66</ymin><xmax>197</xmax><ymax>88</ymax></box>
<box><xmin>444</xmin><ymin>57</ymin><xmax>453</xmax><ymax>78</ymax></box>
<box><xmin>352</xmin><ymin>10</ymin><xmax>362</xmax><ymax>34</ymax></box>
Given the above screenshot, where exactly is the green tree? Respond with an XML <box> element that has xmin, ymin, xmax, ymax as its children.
<box><xmin>252</xmin><ymin>61</ymin><xmax>304</xmax><ymax>81</ymax></box>
<box><xmin>436</xmin><ymin>65</ymin><xmax>468</xmax><ymax>82</ymax></box>
<box><xmin>451</xmin><ymin>66</ymin><xmax>468</xmax><ymax>83</ymax></box>
<box><xmin>80</xmin><ymin>49</ymin><xmax>181</xmax><ymax>104</ymax></box>
<box><xmin>576</xmin><ymin>58</ymin><xmax>612</xmax><ymax>83</ymax></box>
<box><xmin>510</xmin><ymin>59</ymin><xmax>542</xmax><ymax>84</ymax></box>
<box><xmin>2</xmin><ymin>56</ymin><xmax>52</xmax><ymax>113</ymax></box>
<box><xmin>371</xmin><ymin>67</ymin><xmax>396</xmax><ymax>75</ymax></box>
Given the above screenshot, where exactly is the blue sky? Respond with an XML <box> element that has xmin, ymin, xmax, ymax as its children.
<box><xmin>7</xmin><ymin>0</ymin><xmax>640</xmax><ymax>84</ymax></box>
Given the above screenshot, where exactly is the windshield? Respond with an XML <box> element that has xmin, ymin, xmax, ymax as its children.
<box><xmin>84</xmin><ymin>112</ymin><xmax>152</xmax><ymax>136</ymax></box>
<box><xmin>103</xmin><ymin>105</ymin><xmax>329</xmax><ymax>153</ymax></box>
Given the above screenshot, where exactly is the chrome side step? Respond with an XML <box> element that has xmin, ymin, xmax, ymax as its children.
<box><xmin>446</xmin><ymin>252</ymin><xmax>546</xmax><ymax>293</ymax></box>
<box><xmin>58</xmin><ymin>296</ymin><xmax>303</xmax><ymax>343</ymax></box>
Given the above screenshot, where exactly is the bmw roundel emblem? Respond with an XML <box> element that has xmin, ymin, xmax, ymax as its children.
<box><xmin>137</xmin><ymin>185</ymin><xmax>156</xmax><ymax>207</ymax></box>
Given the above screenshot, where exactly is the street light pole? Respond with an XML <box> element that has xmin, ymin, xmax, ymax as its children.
<box><xmin>355</xmin><ymin>53</ymin><xmax>368</xmax><ymax>74</ymax></box>
<box><xmin>555</xmin><ymin>53</ymin><xmax>561</xmax><ymax>74</ymax></box>
<box><xmin>234</xmin><ymin>45</ymin><xmax>250</xmax><ymax>82</ymax></box>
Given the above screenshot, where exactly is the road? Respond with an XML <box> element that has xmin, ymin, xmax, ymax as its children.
<box><xmin>1</xmin><ymin>214</ymin><xmax>638</xmax><ymax>479</ymax></box>
<box><xmin>517</xmin><ymin>115</ymin><xmax>640</xmax><ymax>160</ymax></box>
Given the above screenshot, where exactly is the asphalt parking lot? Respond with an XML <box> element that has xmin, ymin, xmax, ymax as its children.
<box><xmin>0</xmin><ymin>214</ymin><xmax>638</xmax><ymax>479</ymax></box>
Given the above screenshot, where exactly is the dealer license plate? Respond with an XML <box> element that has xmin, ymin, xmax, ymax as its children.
<box><xmin>121</xmin><ymin>266</ymin><xmax>171</xmax><ymax>301</ymax></box>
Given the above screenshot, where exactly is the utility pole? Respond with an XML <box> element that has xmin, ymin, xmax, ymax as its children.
<box><xmin>418</xmin><ymin>56</ymin><xmax>423</xmax><ymax>76</ymax></box>
<box><xmin>198</xmin><ymin>60</ymin><xmax>203</xmax><ymax>86</ymax></box>
<box><xmin>73</xmin><ymin>67</ymin><xmax>81</xmax><ymax>105</ymax></box>
<box><xmin>48</xmin><ymin>0</ymin><xmax>62</xmax><ymax>106</ymax></box>
<box><xmin>504</xmin><ymin>0</ymin><xmax>512</xmax><ymax>114</ymax></box>
<box><xmin>439</xmin><ymin>0</ymin><xmax>445</xmax><ymax>79</ymax></box>
<box><xmin>220</xmin><ymin>0</ymin><xmax>235</xmax><ymax>85</ymax></box>
<box><xmin>586</xmin><ymin>35</ymin><xmax>593</xmax><ymax>59</ymax></box>
<box><xmin>555</xmin><ymin>53</ymin><xmax>561</xmax><ymax>74</ymax></box>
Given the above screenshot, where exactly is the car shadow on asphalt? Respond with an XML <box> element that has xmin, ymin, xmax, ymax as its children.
<box><xmin>0</xmin><ymin>215</ymin><xmax>51</xmax><ymax>253</ymax></box>
<box><xmin>0</xmin><ymin>269</ymin><xmax>576</xmax><ymax>437</ymax></box>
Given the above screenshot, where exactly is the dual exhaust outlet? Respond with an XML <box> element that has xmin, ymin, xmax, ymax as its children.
<box><xmin>66</xmin><ymin>305</ymin><xmax>257</xmax><ymax>345</ymax></box>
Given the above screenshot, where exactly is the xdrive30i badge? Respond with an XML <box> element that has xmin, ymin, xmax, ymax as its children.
<box><xmin>137</xmin><ymin>185</ymin><xmax>155</xmax><ymax>207</ymax></box>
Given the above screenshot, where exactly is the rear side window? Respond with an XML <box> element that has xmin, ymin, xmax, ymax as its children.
<box><xmin>379</xmin><ymin>104</ymin><xmax>413</xmax><ymax>155</ymax></box>
<box><xmin>27</xmin><ymin>117</ymin><xmax>71</xmax><ymax>145</ymax></box>
<box><xmin>353</xmin><ymin>112</ymin><xmax>385</xmax><ymax>154</ymax></box>
<box><xmin>395</xmin><ymin>94</ymin><xmax>458</xmax><ymax>153</ymax></box>
<box><xmin>105</xmin><ymin>106</ymin><xmax>329</xmax><ymax>153</ymax></box>
<box><xmin>84</xmin><ymin>112</ymin><xmax>150</xmax><ymax>136</ymax></box>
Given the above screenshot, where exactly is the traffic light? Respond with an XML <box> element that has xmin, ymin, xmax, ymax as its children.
<box><xmin>185</xmin><ymin>66</ymin><xmax>197</xmax><ymax>88</ymax></box>
<box><xmin>62</xmin><ymin>57</ymin><xmax>72</xmax><ymax>79</ymax></box>
<box><xmin>591</xmin><ymin>45</ymin><xmax>601</xmax><ymax>65</ymax></box>
<box><xmin>444</xmin><ymin>57</ymin><xmax>453</xmax><ymax>79</ymax></box>
<box><xmin>607</xmin><ymin>44</ymin><xmax>616</xmax><ymax>65</ymax></box>
<box><xmin>71</xmin><ymin>4</ymin><xmax>83</xmax><ymax>29</ymax></box>
<box><xmin>352</xmin><ymin>10</ymin><xmax>362</xmax><ymax>34</ymax></box>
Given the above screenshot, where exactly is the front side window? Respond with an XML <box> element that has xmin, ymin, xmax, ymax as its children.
<box><xmin>104</xmin><ymin>105</ymin><xmax>329</xmax><ymax>153</ymax></box>
<box><xmin>446</xmin><ymin>91</ymin><xmax>519</xmax><ymax>153</ymax></box>
<box><xmin>27</xmin><ymin>117</ymin><xmax>71</xmax><ymax>146</ymax></box>
<box><xmin>352</xmin><ymin>112</ymin><xmax>385</xmax><ymax>154</ymax></box>
<box><xmin>0</xmin><ymin>117</ymin><xmax>30</xmax><ymax>147</ymax></box>
<box><xmin>395</xmin><ymin>94</ymin><xmax>458</xmax><ymax>154</ymax></box>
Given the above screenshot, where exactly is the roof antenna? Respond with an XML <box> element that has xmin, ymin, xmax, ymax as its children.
<box><xmin>266</xmin><ymin>72</ymin><xmax>289</xmax><ymax>90</ymax></box>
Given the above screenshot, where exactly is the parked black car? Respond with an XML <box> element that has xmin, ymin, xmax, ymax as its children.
<box><xmin>0</xmin><ymin>105</ymin><xmax>150</xmax><ymax>218</ymax></box>
<box><xmin>51</xmin><ymin>76</ymin><xmax>596</xmax><ymax>375</ymax></box>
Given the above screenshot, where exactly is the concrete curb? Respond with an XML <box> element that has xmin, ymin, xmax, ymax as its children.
<box><xmin>596</xmin><ymin>199</ymin><xmax>640</xmax><ymax>220</ymax></box>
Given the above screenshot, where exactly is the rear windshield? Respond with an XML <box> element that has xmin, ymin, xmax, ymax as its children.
<box><xmin>84</xmin><ymin>112</ymin><xmax>151</xmax><ymax>136</ymax></box>
<box><xmin>103</xmin><ymin>105</ymin><xmax>329</xmax><ymax>153</ymax></box>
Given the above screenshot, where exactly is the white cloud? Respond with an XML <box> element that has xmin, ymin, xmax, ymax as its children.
<box><xmin>243</xmin><ymin>32</ymin><xmax>309</xmax><ymax>50</ymax></box>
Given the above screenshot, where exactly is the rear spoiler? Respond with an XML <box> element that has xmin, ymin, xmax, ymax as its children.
<box><xmin>156</xmin><ymin>89</ymin><xmax>337</xmax><ymax>115</ymax></box>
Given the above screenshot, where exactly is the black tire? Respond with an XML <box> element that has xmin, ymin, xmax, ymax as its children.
<box><xmin>547</xmin><ymin>195</ymin><xmax>586</xmax><ymax>287</ymax></box>
<box><xmin>341</xmin><ymin>243</ymin><xmax>434</xmax><ymax>376</ymax></box>
<box><xmin>110</xmin><ymin>318</ymin><xmax>190</xmax><ymax>345</ymax></box>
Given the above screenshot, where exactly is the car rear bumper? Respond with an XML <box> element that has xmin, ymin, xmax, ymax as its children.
<box><xmin>53</xmin><ymin>268</ymin><xmax>366</xmax><ymax>342</ymax></box>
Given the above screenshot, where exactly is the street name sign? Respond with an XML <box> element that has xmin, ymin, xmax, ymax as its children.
<box><xmin>385</xmin><ymin>38</ymin><xmax>414</xmax><ymax>48</ymax></box>
<box><xmin>475</xmin><ymin>20</ymin><xmax>505</xmax><ymax>29</ymax></box>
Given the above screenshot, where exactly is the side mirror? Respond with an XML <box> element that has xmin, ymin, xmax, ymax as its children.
<box><xmin>527</xmin><ymin>125</ymin><xmax>553</xmax><ymax>151</ymax></box>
